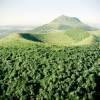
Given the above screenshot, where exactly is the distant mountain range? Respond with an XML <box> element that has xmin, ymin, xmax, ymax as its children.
<box><xmin>32</xmin><ymin>15</ymin><xmax>97</xmax><ymax>34</ymax></box>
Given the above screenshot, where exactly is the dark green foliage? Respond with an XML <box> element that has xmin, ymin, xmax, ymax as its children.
<box><xmin>19</xmin><ymin>33</ymin><xmax>42</xmax><ymax>42</ymax></box>
<box><xmin>0</xmin><ymin>45</ymin><xmax>100</xmax><ymax>100</ymax></box>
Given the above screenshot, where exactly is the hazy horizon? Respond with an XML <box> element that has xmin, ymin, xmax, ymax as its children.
<box><xmin>0</xmin><ymin>0</ymin><xmax>100</xmax><ymax>26</ymax></box>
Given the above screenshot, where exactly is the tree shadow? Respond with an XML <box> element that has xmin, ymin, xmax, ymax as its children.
<box><xmin>19</xmin><ymin>33</ymin><xmax>42</xmax><ymax>42</ymax></box>
<box><xmin>94</xmin><ymin>76</ymin><xmax>100</xmax><ymax>99</ymax></box>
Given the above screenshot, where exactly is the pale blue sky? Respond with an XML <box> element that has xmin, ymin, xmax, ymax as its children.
<box><xmin>0</xmin><ymin>0</ymin><xmax>100</xmax><ymax>26</ymax></box>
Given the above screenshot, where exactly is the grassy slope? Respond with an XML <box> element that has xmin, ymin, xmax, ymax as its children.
<box><xmin>89</xmin><ymin>30</ymin><xmax>100</xmax><ymax>36</ymax></box>
<box><xmin>33</xmin><ymin>28</ymin><xmax>96</xmax><ymax>46</ymax></box>
<box><xmin>0</xmin><ymin>33</ymin><xmax>37</xmax><ymax>47</ymax></box>
<box><xmin>33</xmin><ymin>32</ymin><xmax>74</xmax><ymax>46</ymax></box>
<box><xmin>75</xmin><ymin>35</ymin><xmax>96</xmax><ymax>45</ymax></box>
<box><xmin>65</xmin><ymin>28</ymin><xmax>90</xmax><ymax>41</ymax></box>
<box><xmin>88</xmin><ymin>30</ymin><xmax>100</xmax><ymax>42</ymax></box>
<box><xmin>0</xmin><ymin>29</ymin><xmax>97</xmax><ymax>47</ymax></box>
<box><xmin>0</xmin><ymin>33</ymin><xmax>59</xmax><ymax>48</ymax></box>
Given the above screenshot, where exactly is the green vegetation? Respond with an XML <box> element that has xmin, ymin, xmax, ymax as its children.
<box><xmin>88</xmin><ymin>30</ymin><xmax>100</xmax><ymax>42</ymax></box>
<box><xmin>0</xmin><ymin>33</ymin><xmax>43</xmax><ymax>47</ymax></box>
<box><xmin>0</xmin><ymin>29</ymin><xmax>97</xmax><ymax>46</ymax></box>
<box><xmin>65</xmin><ymin>28</ymin><xmax>90</xmax><ymax>41</ymax></box>
<box><xmin>0</xmin><ymin>44</ymin><xmax>100</xmax><ymax>99</ymax></box>
<box><xmin>0</xmin><ymin>15</ymin><xmax>100</xmax><ymax>100</ymax></box>
<box><xmin>33</xmin><ymin>32</ymin><xmax>74</xmax><ymax>46</ymax></box>
<box><xmin>32</xmin><ymin>28</ymin><xmax>97</xmax><ymax>46</ymax></box>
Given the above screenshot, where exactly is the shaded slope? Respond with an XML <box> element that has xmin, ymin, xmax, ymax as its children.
<box><xmin>20</xmin><ymin>33</ymin><xmax>42</xmax><ymax>42</ymax></box>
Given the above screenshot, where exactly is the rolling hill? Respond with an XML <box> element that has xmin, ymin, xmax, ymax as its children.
<box><xmin>0</xmin><ymin>29</ymin><xmax>97</xmax><ymax>47</ymax></box>
<box><xmin>0</xmin><ymin>33</ymin><xmax>42</xmax><ymax>47</ymax></box>
<box><xmin>0</xmin><ymin>15</ymin><xmax>99</xmax><ymax>47</ymax></box>
<box><xmin>32</xmin><ymin>15</ymin><xmax>96</xmax><ymax>34</ymax></box>
<box><xmin>32</xmin><ymin>28</ymin><xmax>97</xmax><ymax>46</ymax></box>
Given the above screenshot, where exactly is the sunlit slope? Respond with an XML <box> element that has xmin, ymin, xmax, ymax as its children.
<box><xmin>0</xmin><ymin>33</ymin><xmax>41</xmax><ymax>47</ymax></box>
<box><xmin>88</xmin><ymin>30</ymin><xmax>100</xmax><ymax>42</ymax></box>
<box><xmin>75</xmin><ymin>35</ymin><xmax>96</xmax><ymax>45</ymax></box>
<box><xmin>33</xmin><ymin>32</ymin><xmax>74</xmax><ymax>46</ymax></box>
<box><xmin>65</xmin><ymin>28</ymin><xmax>90</xmax><ymax>41</ymax></box>
<box><xmin>89</xmin><ymin>30</ymin><xmax>100</xmax><ymax>36</ymax></box>
<box><xmin>33</xmin><ymin>28</ymin><xmax>96</xmax><ymax>46</ymax></box>
<box><xmin>0</xmin><ymin>28</ymin><xmax>97</xmax><ymax>47</ymax></box>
